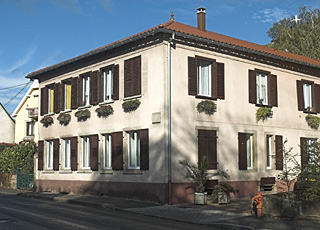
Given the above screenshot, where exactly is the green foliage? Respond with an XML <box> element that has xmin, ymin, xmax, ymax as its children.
<box><xmin>122</xmin><ymin>99</ymin><xmax>141</xmax><ymax>113</ymax></box>
<box><xmin>0</xmin><ymin>142</ymin><xmax>36</xmax><ymax>174</ymax></box>
<box><xmin>212</xmin><ymin>183</ymin><xmax>237</xmax><ymax>195</ymax></box>
<box><xmin>75</xmin><ymin>109</ymin><xmax>91</xmax><ymax>122</ymax></box>
<box><xmin>40</xmin><ymin>116</ymin><xmax>54</xmax><ymax>127</ymax></box>
<box><xmin>196</xmin><ymin>100</ymin><xmax>216</xmax><ymax>115</ymax></box>
<box><xmin>267</xmin><ymin>6</ymin><xmax>320</xmax><ymax>60</ymax></box>
<box><xmin>95</xmin><ymin>105</ymin><xmax>114</xmax><ymax>118</ymax></box>
<box><xmin>179</xmin><ymin>158</ymin><xmax>230</xmax><ymax>193</ymax></box>
<box><xmin>256</xmin><ymin>107</ymin><xmax>273</xmax><ymax>122</ymax></box>
<box><xmin>305</xmin><ymin>114</ymin><xmax>320</xmax><ymax>130</ymax></box>
<box><xmin>57</xmin><ymin>113</ymin><xmax>71</xmax><ymax>126</ymax></box>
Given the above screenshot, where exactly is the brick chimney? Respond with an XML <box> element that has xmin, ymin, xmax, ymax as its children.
<box><xmin>197</xmin><ymin>7</ymin><xmax>206</xmax><ymax>31</ymax></box>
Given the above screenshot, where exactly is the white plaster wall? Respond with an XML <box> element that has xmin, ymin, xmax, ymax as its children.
<box><xmin>0</xmin><ymin>107</ymin><xmax>15</xmax><ymax>143</ymax></box>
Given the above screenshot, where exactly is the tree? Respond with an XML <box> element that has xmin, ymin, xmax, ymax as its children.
<box><xmin>0</xmin><ymin>142</ymin><xmax>36</xmax><ymax>174</ymax></box>
<box><xmin>267</xmin><ymin>6</ymin><xmax>320</xmax><ymax>60</ymax></box>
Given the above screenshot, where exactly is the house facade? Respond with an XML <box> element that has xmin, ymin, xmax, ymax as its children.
<box><xmin>12</xmin><ymin>80</ymin><xmax>39</xmax><ymax>143</ymax></box>
<box><xmin>0</xmin><ymin>103</ymin><xmax>15</xmax><ymax>144</ymax></box>
<box><xmin>27</xmin><ymin>9</ymin><xmax>320</xmax><ymax>204</ymax></box>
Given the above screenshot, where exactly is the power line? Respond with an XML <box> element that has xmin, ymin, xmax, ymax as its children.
<box><xmin>0</xmin><ymin>82</ymin><xmax>30</xmax><ymax>91</ymax></box>
<box><xmin>3</xmin><ymin>81</ymin><xmax>31</xmax><ymax>107</ymax></box>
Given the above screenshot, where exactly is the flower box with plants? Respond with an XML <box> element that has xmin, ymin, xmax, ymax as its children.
<box><xmin>95</xmin><ymin>105</ymin><xmax>114</xmax><ymax>118</ymax></box>
<box><xmin>122</xmin><ymin>99</ymin><xmax>141</xmax><ymax>113</ymax></box>
<box><xmin>256</xmin><ymin>107</ymin><xmax>273</xmax><ymax>122</ymax></box>
<box><xmin>75</xmin><ymin>109</ymin><xmax>91</xmax><ymax>122</ymax></box>
<box><xmin>196</xmin><ymin>100</ymin><xmax>216</xmax><ymax>115</ymax></box>
<box><xmin>305</xmin><ymin>114</ymin><xmax>320</xmax><ymax>130</ymax></box>
<box><xmin>57</xmin><ymin>113</ymin><xmax>71</xmax><ymax>126</ymax></box>
<box><xmin>179</xmin><ymin>157</ymin><xmax>230</xmax><ymax>205</ymax></box>
<box><xmin>40</xmin><ymin>116</ymin><xmax>54</xmax><ymax>127</ymax></box>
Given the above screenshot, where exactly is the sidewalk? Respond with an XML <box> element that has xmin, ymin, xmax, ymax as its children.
<box><xmin>1</xmin><ymin>187</ymin><xmax>319</xmax><ymax>230</ymax></box>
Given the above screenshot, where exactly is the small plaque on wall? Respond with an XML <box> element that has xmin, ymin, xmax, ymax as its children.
<box><xmin>152</xmin><ymin>112</ymin><xmax>161</xmax><ymax>124</ymax></box>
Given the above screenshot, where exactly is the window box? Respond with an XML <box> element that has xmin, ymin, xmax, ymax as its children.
<box><xmin>122</xmin><ymin>99</ymin><xmax>141</xmax><ymax>113</ymax></box>
<box><xmin>305</xmin><ymin>114</ymin><xmax>320</xmax><ymax>130</ymax></box>
<box><xmin>96</xmin><ymin>105</ymin><xmax>114</xmax><ymax>118</ymax></box>
<box><xmin>57</xmin><ymin>113</ymin><xmax>71</xmax><ymax>126</ymax></box>
<box><xmin>256</xmin><ymin>107</ymin><xmax>273</xmax><ymax>122</ymax></box>
<box><xmin>196</xmin><ymin>100</ymin><xmax>217</xmax><ymax>115</ymax></box>
<box><xmin>40</xmin><ymin>116</ymin><xmax>54</xmax><ymax>127</ymax></box>
<box><xmin>75</xmin><ymin>109</ymin><xmax>91</xmax><ymax>122</ymax></box>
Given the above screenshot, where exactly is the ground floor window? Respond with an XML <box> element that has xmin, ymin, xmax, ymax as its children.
<box><xmin>128</xmin><ymin>131</ymin><xmax>140</xmax><ymax>169</ymax></box>
<box><xmin>46</xmin><ymin>140</ymin><xmax>53</xmax><ymax>170</ymax></box>
<box><xmin>63</xmin><ymin>139</ymin><xmax>71</xmax><ymax>170</ymax></box>
<box><xmin>82</xmin><ymin>136</ymin><xmax>90</xmax><ymax>169</ymax></box>
<box><xmin>266</xmin><ymin>135</ymin><xmax>272</xmax><ymax>169</ymax></box>
<box><xmin>103</xmin><ymin>134</ymin><xmax>112</xmax><ymax>169</ymax></box>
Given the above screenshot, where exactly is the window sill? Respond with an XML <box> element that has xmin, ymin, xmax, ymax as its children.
<box><xmin>44</xmin><ymin>113</ymin><xmax>54</xmax><ymax>117</ymax></box>
<box><xmin>123</xmin><ymin>95</ymin><xmax>142</xmax><ymax>101</ymax></box>
<box><xmin>100</xmin><ymin>169</ymin><xmax>114</xmax><ymax>174</ymax></box>
<box><xmin>98</xmin><ymin>100</ymin><xmax>114</xmax><ymax>106</ymax></box>
<box><xmin>59</xmin><ymin>170</ymin><xmax>72</xmax><ymax>174</ymax></box>
<box><xmin>303</xmin><ymin>110</ymin><xmax>317</xmax><ymax>114</ymax></box>
<box><xmin>78</xmin><ymin>105</ymin><xmax>91</xmax><ymax>110</ymax></box>
<box><xmin>255</xmin><ymin>104</ymin><xmax>272</xmax><ymax>108</ymax></box>
<box><xmin>195</xmin><ymin>95</ymin><xmax>216</xmax><ymax>100</ymax></box>
<box><xmin>123</xmin><ymin>169</ymin><xmax>143</xmax><ymax>175</ymax></box>
<box><xmin>61</xmin><ymin>109</ymin><xmax>72</xmax><ymax>114</ymax></box>
<box><xmin>42</xmin><ymin>170</ymin><xmax>55</xmax><ymax>174</ymax></box>
<box><xmin>77</xmin><ymin>169</ymin><xmax>92</xmax><ymax>174</ymax></box>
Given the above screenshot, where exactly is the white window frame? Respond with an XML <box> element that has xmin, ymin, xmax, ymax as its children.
<box><xmin>82</xmin><ymin>136</ymin><xmax>90</xmax><ymax>169</ymax></box>
<box><xmin>26</xmin><ymin>121</ymin><xmax>34</xmax><ymax>137</ymax></box>
<box><xmin>63</xmin><ymin>139</ymin><xmax>71</xmax><ymax>170</ymax></box>
<box><xmin>46</xmin><ymin>140</ymin><xmax>53</xmax><ymax>170</ymax></box>
<box><xmin>82</xmin><ymin>76</ymin><xmax>90</xmax><ymax>106</ymax></box>
<box><xmin>103</xmin><ymin>69</ymin><xmax>113</xmax><ymax>102</ymax></box>
<box><xmin>103</xmin><ymin>134</ymin><xmax>112</xmax><ymax>169</ymax></box>
<box><xmin>303</xmin><ymin>83</ymin><xmax>312</xmax><ymax>111</ymax></box>
<box><xmin>128</xmin><ymin>131</ymin><xmax>140</xmax><ymax>169</ymax></box>
<box><xmin>266</xmin><ymin>135</ymin><xmax>272</xmax><ymax>169</ymax></box>
<box><xmin>247</xmin><ymin>135</ymin><xmax>253</xmax><ymax>170</ymax></box>
<box><xmin>197</xmin><ymin>59</ymin><xmax>212</xmax><ymax>97</ymax></box>
<box><xmin>256</xmin><ymin>73</ymin><xmax>268</xmax><ymax>105</ymax></box>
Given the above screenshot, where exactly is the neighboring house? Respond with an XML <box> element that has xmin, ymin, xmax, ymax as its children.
<box><xmin>27</xmin><ymin>8</ymin><xmax>320</xmax><ymax>204</ymax></box>
<box><xmin>12</xmin><ymin>80</ymin><xmax>39</xmax><ymax>143</ymax></box>
<box><xmin>0</xmin><ymin>103</ymin><xmax>15</xmax><ymax>144</ymax></box>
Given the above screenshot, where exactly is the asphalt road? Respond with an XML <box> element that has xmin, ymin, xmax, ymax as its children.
<box><xmin>0</xmin><ymin>193</ymin><xmax>220</xmax><ymax>230</ymax></box>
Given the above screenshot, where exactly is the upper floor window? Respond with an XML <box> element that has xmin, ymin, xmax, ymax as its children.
<box><xmin>82</xmin><ymin>75</ymin><xmax>90</xmax><ymax>106</ymax></box>
<box><xmin>124</xmin><ymin>56</ymin><xmax>141</xmax><ymax>98</ymax></box>
<box><xmin>48</xmin><ymin>86</ymin><xmax>54</xmax><ymax>113</ymax></box>
<box><xmin>249</xmin><ymin>69</ymin><xmax>277</xmax><ymax>107</ymax></box>
<box><xmin>188</xmin><ymin>56</ymin><xmax>225</xmax><ymax>99</ymax></box>
<box><xmin>62</xmin><ymin>80</ymin><xmax>72</xmax><ymax>111</ymax></box>
<box><xmin>99</xmin><ymin>65</ymin><xmax>119</xmax><ymax>103</ymax></box>
<box><xmin>26</xmin><ymin>121</ymin><xmax>34</xmax><ymax>137</ymax></box>
<box><xmin>297</xmin><ymin>80</ymin><xmax>320</xmax><ymax>113</ymax></box>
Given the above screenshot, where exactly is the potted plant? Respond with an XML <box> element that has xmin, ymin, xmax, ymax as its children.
<box><xmin>75</xmin><ymin>109</ymin><xmax>91</xmax><ymax>122</ymax></box>
<box><xmin>196</xmin><ymin>100</ymin><xmax>216</xmax><ymax>115</ymax></box>
<box><xmin>305</xmin><ymin>114</ymin><xmax>320</xmax><ymax>130</ymax></box>
<box><xmin>212</xmin><ymin>183</ymin><xmax>237</xmax><ymax>204</ymax></box>
<box><xmin>95</xmin><ymin>105</ymin><xmax>114</xmax><ymax>118</ymax></box>
<box><xmin>57</xmin><ymin>113</ymin><xmax>71</xmax><ymax>126</ymax></box>
<box><xmin>256</xmin><ymin>107</ymin><xmax>273</xmax><ymax>122</ymax></box>
<box><xmin>40</xmin><ymin>116</ymin><xmax>54</xmax><ymax>127</ymax></box>
<box><xmin>122</xmin><ymin>99</ymin><xmax>141</xmax><ymax>113</ymax></box>
<box><xmin>179</xmin><ymin>158</ymin><xmax>230</xmax><ymax>205</ymax></box>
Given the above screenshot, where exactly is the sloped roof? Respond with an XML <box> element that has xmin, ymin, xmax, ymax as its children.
<box><xmin>27</xmin><ymin>18</ymin><xmax>320</xmax><ymax>79</ymax></box>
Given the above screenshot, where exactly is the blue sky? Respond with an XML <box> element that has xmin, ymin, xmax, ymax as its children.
<box><xmin>1</xmin><ymin>0</ymin><xmax>319</xmax><ymax>114</ymax></box>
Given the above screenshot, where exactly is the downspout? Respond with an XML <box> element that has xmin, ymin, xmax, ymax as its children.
<box><xmin>167</xmin><ymin>32</ymin><xmax>175</xmax><ymax>205</ymax></box>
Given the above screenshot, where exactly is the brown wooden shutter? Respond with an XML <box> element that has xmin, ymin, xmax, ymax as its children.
<box><xmin>78</xmin><ymin>77</ymin><xmax>84</xmax><ymax>107</ymax></box>
<box><xmin>268</xmin><ymin>74</ymin><xmax>278</xmax><ymax>107</ymax></box>
<box><xmin>124</xmin><ymin>59</ymin><xmax>132</xmax><ymax>98</ymax></box>
<box><xmin>98</xmin><ymin>71</ymin><xmax>104</xmax><ymax>103</ymax></box>
<box><xmin>238</xmin><ymin>132</ymin><xmax>247</xmax><ymax>170</ymax></box>
<box><xmin>61</xmin><ymin>82</ymin><xmax>65</xmax><ymax>110</ymax></box>
<box><xmin>54</xmin><ymin>83</ymin><xmax>60</xmax><ymax>113</ymax></box>
<box><xmin>211</xmin><ymin>61</ymin><xmax>218</xmax><ymax>99</ymax></box>
<box><xmin>40</xmin><ymin>88</ymin><xmax>47</xmax><ymax>116</ymax></box>
<box><xmin>71</xmin><ymin>137</ymin><xmax>78</xmax><ymax>171</ymax></box>
<box><xmin>124</xmin><ymin>56</ymin><xmax>141</xmax><ymax>98</ymax></box>
<box><xmin>314</xmin><ymin>84</ymin><xmax>320</xmax><ymax>113</ymax></box>
<box><xmin>53</xmin><ymin>139</ymin><xmax>60</xmax><ymax>171</ymax></box>
<box><xmin>140</xmin><ymin>129</ymin><xmax>149</xmax><ymax>170</ymax></box>
<box><xmin>297</xmin><ymin>80</ymin><xmax>304</xmax><ymax>111</ymax></box>
<box><xmin>188</xmin><ymin>57</ymin><xmax>197</xmax><ymax>95</ymax></box>
<box><xmin>89</xmin><ymin>134</ymin><xmax>99</xmax><ymax>171</ymax></box>
<box><xmin>217</xmin><ymin>62</ymin><xmax>225</xmax><ymax>99</ymax></box>
<box><xmin>248</xmin><ymin>70</ymin><xmax>256</xmax><ymax>104</ymax></box>
<box><xmin>300</xmin><ymin>137</ymin><xmax>308</xmax><ymax>169</ymax></box>
<box><xmin>112</xmin><ymin>132</ymin><xmax>123</xmax><ymax>170</ymax></box>
<box><xmin>198</xmin><ymin>130</ymin><xmax>217</xmax><ymax>170</ymax></box>
<box><xmin>112</xmin><ymin>64</ymin><xmax>119</xmax><ymax>100</ymax></box>
<box><xmin>90</xmin><ymin>71</ymin><xmax>99</xmax><ymax>105</ymax></box>
<box><xmin>71</xmin><ymin>77</ymin><xmax>78</xmax><ymax>109</ymax></box>
<box><xmin>133</xmin><ymin>56</ymin><xmax>141</xmax><ymax>96</ymax></box>
<box><xmin>38</xmin><ymin>140</ymin><xmax>44</xmax><ymax>171</ymax></box>
<box><xmin>275</xmin><ymin>135</ymin><xmax>283</xmax><ymax>170</ymax></box>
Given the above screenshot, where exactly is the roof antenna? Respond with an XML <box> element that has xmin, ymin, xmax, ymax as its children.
<box><xmin>170</xmin><ymin>12</ymin><xmax>174</xmax><ymax>21</ymax></box>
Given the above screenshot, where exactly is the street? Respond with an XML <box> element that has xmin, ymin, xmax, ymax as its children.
<box><xmin>0</xmin><ymin>193</ymin><xmax>218</xmax><ymax>230</ymax></box>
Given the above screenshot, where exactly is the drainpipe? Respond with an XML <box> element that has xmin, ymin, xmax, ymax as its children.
<box><xmin>168</xmin><ymin>32</ymin><xmax>175</xmax><ymax>205</ymax></box>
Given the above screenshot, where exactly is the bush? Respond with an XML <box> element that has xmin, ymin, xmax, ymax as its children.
<box><xmin>0</xmin><ymin>142</ymin><xmax>36</xmax><ymax>174</ymax></box>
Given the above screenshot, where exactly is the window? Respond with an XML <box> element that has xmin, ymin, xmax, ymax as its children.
<box><xmin>256</xmin><ymin>73</ymin><xmax>268</xmax><ymax>105</ymax></box>
<box><xmin>249</xmin><ymin>69</ymin><xmax>277</xmax><ymax>107</ymax></box>
<box><xmin>26</xmin><ymin>121</ymin><xmax>34</xmax><ymax>136</ymax></box>
<box><xmin>300</xmin><ymin>137</ymin><xmax>318</xmax><ymax>168</ymax></box>
<box><xmin>124</xmin><ymin>56</ymin><xmax>141</xmax><ymax>98</ymax></box>
<box><xmin>188</xmin><ymin>56</ymin><xmax>225</xmax><ymax>99</ymax></box>
<box><xmin>198</xmin><ymin>130</ymin><xmax>217</xmax><ymax>170</ymax></box>
<box><xmin>48</xmin><ymin>86</ymin><xmax>54</xmax><ymax>113</ymax></box>
<box><xmin>79</xmin><ymin>75</ymin><xmax>90</xmax><ymax>107</ymax></box>
<box><xmin>99</xmin><ymin>65</ymin><xmax>119</xmax><ymax>102</ymax></box>
<box><xmin>297</xmin><ymin>80</ymin><xmax>320</xmax><ymax>113</ymax></box>
<box><xmin>103</xmin><ymin>134</ymin><xmax>112</xmax><ymax>169</ymax></box>
<box><xmin>82</xmin><ymin>136</ymin><xmax>90</xmax><ymax>169</ymax></box>
<box><xmin>128</xmin><ymin>131</ymin><xmax>140</xmax><ymax>169</ymax></box>
<box><xmin>63</xmin><ymin>139</ymin><xmax>71</xmax><ymax>170</ymax></box>
<box><xmin>238</xmin><ymin>133</ymin><xmax>255</xmax><ymax>170</ymax></box>
<box><xmin>104</xmin><ymin>69</ymin><xmax>113</xmax><ymax>101</ymax></box>
<box><xmin>46</xmin><ymin>140</ymin><xmax>53</xmax><ymax>170</ymax></box>
<box><xmin>266</xmin><ymin>135</ymin><xmax>272</xmax><ymax>169</ymax></box>
<box><xmin>62</xmin><ymin>80</ymin><xmax>71</xmax><ymax>111</ymax></box>
<box><xmin>197</xmin><ymin>60</ymin><xmax>212</xmax><ymax>97</ymax></box>
<box><xmin>126</xmin><ymin>129</ymin><xmax>149</xmax><ymax>170</ymax></box>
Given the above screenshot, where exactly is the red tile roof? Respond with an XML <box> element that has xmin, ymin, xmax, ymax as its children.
<box><xmin>27</xmin><ymin>19</ymin><xmax>320</xmax><ymax>78</ymax></box>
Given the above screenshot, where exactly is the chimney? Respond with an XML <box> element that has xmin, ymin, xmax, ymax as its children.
<box><xmin>197</xmin><ymin>7</ymin><xmax>206</xmax><ymax>31</ymax></box>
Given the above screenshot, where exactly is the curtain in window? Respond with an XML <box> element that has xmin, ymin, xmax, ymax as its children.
<box><xmin>303</xmin><ymin>84</ymin><xmax>312</xmax><ymax>109</ymax></box>
<box><xmin>198</xmin><ymin>62</ymin><xmax>210</xmax><ymax>96</ymax></box>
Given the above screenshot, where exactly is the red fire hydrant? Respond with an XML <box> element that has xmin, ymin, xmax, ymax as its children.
<box><xmin>254</xmin><ymin>192</ymin><xmax>263</xmax><ymax>218</ymax></box>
